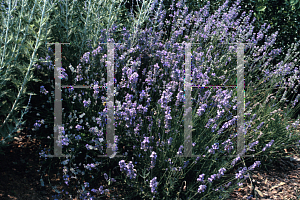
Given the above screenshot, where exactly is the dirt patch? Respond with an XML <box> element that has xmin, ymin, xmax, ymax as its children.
<box><xmin>0</xmin><ymin>126</ymin><xmax>73</xmax><ymax>200</ymax></box>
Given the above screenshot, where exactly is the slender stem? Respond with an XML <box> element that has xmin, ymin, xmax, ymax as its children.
<box><xmin>2</xmin><ymin>0</ymin><xmax>48</xmax><ymax>132</ymax></box>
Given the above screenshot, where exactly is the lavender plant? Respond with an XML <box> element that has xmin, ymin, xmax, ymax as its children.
<box><xmin>30</xmin><ymin>0</ymin><xmax>300</xmax><ymax>199</ymax></box>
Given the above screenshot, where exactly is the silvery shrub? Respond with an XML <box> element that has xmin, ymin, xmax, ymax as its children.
<box><xmin>0</xmin><ymin>0</ymin><xmax>56</xmax><ymax>153</ymax></box>
<box><xmin>4</xmin><ymin>0</ymin><xmax>300</xmax><ymax>199</ymax></box>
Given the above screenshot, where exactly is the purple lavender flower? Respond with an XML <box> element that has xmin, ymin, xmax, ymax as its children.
<box><xmin>235</xmin><ymin>167</ymin><xmax>247</xmax><ymax>179</ymax></box>
<box><xmin>75</xmin><ymin>135</ymin><xmax>81</xmax><ymax>140</ymax></box>
<box><xmin>83</xmin><ymin>163</ymin><xmax>96</xmax><ymax>171</ymax></box>
<box><xmin>60</xmin><ymin>136</ymin><xmax>69</xmax><ymax>146</ymax></box>
<box><xmin>222</xmin><ymin>139</ymin><xmax>234</xmax><ymax>153</ymax></box>
<box><xmin>248</xmin><ymin>161</ymin><xmax>261</xmax><ymax>171</ymax></box>
<box><xmin>292</xmin><ymin>119</ymin><xmax>300</xmax><ymax>129</ymax></box>
<box><xmin>198</xmin><ymin>185</ymin><xmax>207</xmax><ymax>193</ymax></box>
<box><xmin>40</xmin><ymin>86</ymin><xmax>48</xmax><ymax>95</ymax></box>
<box><xmin>237</xmin><ymin>182</ymin><xmax>243</xmax><ymax>187</ymax></box>
<box><xmin>217</xmin><ymin>167</ymin><xmax>226</xmax><ymax>178</ymax></box>
<box><xmin>150</xmin><ymin>151</ymin><xmax>157</xmax><ymax>169</ymax></box>
<box><xmin>83</xmin><ymin>98</ymin><xmax>91</xmax><ymax>107</ymax></box>
<box><xmin>256</xmin><ymin>122</ymin><xmax>265</xmax><ymax>130</ymax></box>
<box><xmin>262</xmin><ymin>140</ymin><xmax>274</xmax><ymax>151</ymax></box>
<box><xmin>81</xmin><ymin>52</ymin><xmax>90</xmax><ymax>64</ymax></box>
<box><xmin>196</xmin><ymin>103</ymin><xmax>208</xmax><ymax>117</ymax></box>
<box><xmin>141</xmin><ymin>137</ymin><xmax>150</xmax><ymax>151</ymax></box>
<box><xmin>118</xmin><ymin>160</ymin><xmax>137</xmax><ymax>179</ymax></box>
<box><xmin>59</xmin><ymin>67</ymin><xmax>68</xmax><ymax>80</ymax></box>
<box><xmin>212</xmin><ymin>143</ymin><xmax>219</xmax><ymax>150</ymax></box>
<box><xmin>197</xmin><ymin>174</ymin><xmax>205</xmax><ymax>183</ymax></box>
<box><xmin>84</xmin><ymin>182</ymin><xmax>89</xmax><ymax>188</ymax></box>
<box><xmin>248</xmin><ymin>140</ymin><xmax>259</xmax><ymax>151</ymax></box>
<box><xmin>75</xmin><ymin>125</ymin><xmax>83</xmax><ymax>131</ymax></box>
<box><xmin>208</xmin><ymin>148</ymin><xmax>215</xmax><ymax>154</ymax></box>
<box><xmin>33</xmin><ymin>119</ymin><xmax>45</xmax><ymax>130</ymax></box>
<box><xmin>208</xmin><ymin>174</ymin><xmax>218</xmax><ymax>183</ymax></box>
<box><xmin>119</xmin><ymin>160</ymin><xmax>127</xmax><ymax>172</ymax></box>
<box><xmin>292</xmin><ymin>94</ymin><xmax>300</xmax><ymax>107</ymax></box>
<box><xmin>182</xmin><ymin>160</ymin><xmax>189</xmax><ymax>169</ymax></box>
<box><xmin>225</xmin><ymin>181</ymin><xmax>232</xmax><ymax>188</ymax></box>
<box><xmin>150</xmin><ymin>177</ymin><xmax>158</xmax><ymax>193</ymax></box>
<box><xmin>177</xmin><ymin>145</ymin><xmax>184</xmax><ymax>155</ymax></box>
<box><xmin>231</xmin><ymin>156</ymin><xmax>241</xmax><ymax>166</ymax></box>
<box><xmin>98</xmin><ymin>186</ymin><xmax>104</xmax><ymax>194</ymax></box>
<box><xmin>104</xmin><ymin>173</ymin><xmax>108</xmax><ymax>180</ymax></box>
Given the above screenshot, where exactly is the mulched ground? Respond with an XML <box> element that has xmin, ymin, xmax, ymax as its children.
<box><xmin>226</xmin><ymin>155</ymin><xmax>300</xmax><ymax>200</ymax></box>
<box><xmin>1</xmin><ymin>123</ymin><xmax>300</xmax><ymax>200</ymax></box>
<box><xmin>226</xmin><ymin>120</ymin><xmax>300</xmax><ymax>200</ymax></box>
<box><xmin>0</xmin><ymin>126</ymin><xmax>71</xmax><ymax>200</ymax></box>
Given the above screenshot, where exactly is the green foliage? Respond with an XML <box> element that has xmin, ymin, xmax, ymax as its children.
<box><xmin>0</xmin><ymin>0</ymin><xmax>54</xmax><ymax>149</ymax></box>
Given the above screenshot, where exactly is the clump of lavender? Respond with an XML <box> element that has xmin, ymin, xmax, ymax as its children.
<box><xmin>119</xmin><ymin>160</ymin><xmax>137</xmax><ymax>179</ymax></box>
<box><xmin>33</xmin><ymin>0</ymin><xmax>300</xmax><ymax>199</ymax></box>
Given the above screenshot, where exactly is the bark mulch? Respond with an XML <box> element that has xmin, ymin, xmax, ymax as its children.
<box><xmin>0</xmin><ymin>126</ymin><xmax>71</xmax><ymax>200</ymax></box>
<box><xmin>226</xmin><ymin>153</ymin><xmax>300</xmax><ymax>200</ymax></box>
<box><xmin>227</xmin><ymin>119</ymin><xmax>300</xmax><ymax>200</ymax></box>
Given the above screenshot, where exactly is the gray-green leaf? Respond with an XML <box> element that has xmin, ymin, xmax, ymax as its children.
<box><xmin>257</xmin><ymin>5</ymin><xmax>266</xmax><ymax>12</ymax></box>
